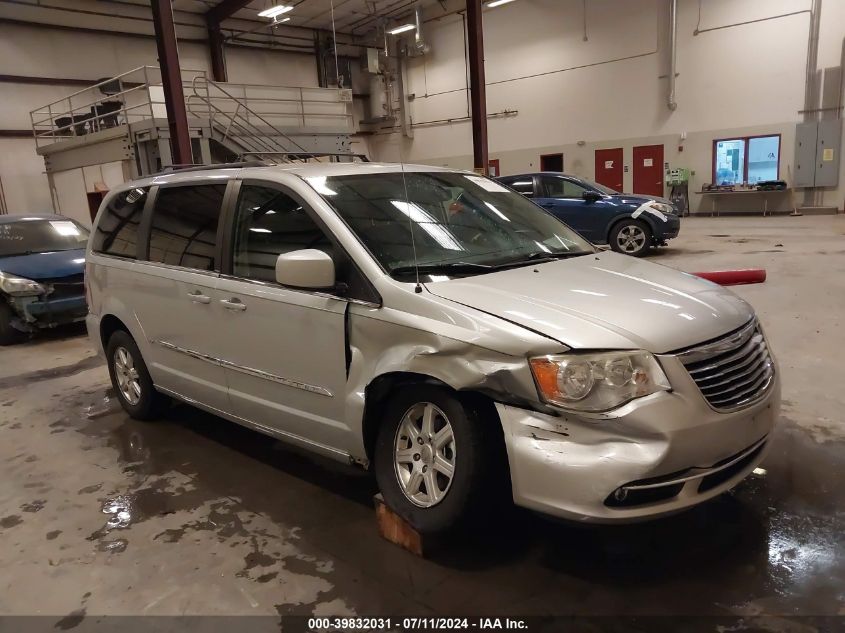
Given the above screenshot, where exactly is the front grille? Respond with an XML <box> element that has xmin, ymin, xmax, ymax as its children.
<box><xmin>679</xmin><ymin>320</ymin><xmax>774</xmax><ymax>410</ymax></box>
<box><xmin>44</xmin><ymin>273</ymin><xmax>85</xmax><ymax>300</ymax></box>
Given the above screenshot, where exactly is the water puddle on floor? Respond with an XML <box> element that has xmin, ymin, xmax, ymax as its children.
<box><xmin>56</xmin><ymin>386</ymin><xmax>845</xmax><ymax>616</ymax></box>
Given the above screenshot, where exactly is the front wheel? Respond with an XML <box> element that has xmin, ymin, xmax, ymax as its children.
<box><xmin>609</xmin><ymin>219</ymin><xmax>652</xmax><ymax>257</ymax></box>
<box><xmin>374</xmin><ymin>385</ymin><xmax>504</xmax><ymax>534</ymax></box>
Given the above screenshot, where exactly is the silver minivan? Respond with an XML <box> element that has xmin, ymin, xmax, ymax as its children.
<box><xmin>86</xmin><ymin>163</ymin><xmax>779</xmax><ymax>533</ymax></box>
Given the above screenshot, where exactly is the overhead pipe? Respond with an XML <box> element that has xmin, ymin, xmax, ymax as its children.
<box><xmin>667</xmin><ymin>0</ymin><xmax>678</xmax><ymax>111</ymax></box>
<box><xmin>410</xmin><ymin>2</ymin><xmax>431</xmax><ymax>56</ymax></box>
<box><xmin>803</xmin><ymin>0</ymin><xmax>822</xmax><ymax>122</ymax></box>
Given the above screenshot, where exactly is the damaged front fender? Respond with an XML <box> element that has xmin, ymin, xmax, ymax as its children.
<box><xmin>4</xmin><ymin>294</ymin><xmax>40</xmax><ymax>333</ymax></box>
<box><xmin>343</xmin><ymin>296</ymin><xmax>566</xmax><ymax>463</ymax></box>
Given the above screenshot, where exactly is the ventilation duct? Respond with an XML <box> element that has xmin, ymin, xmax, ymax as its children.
<box><xmin>667</xmin><ymin>0</ymin><xmax>678</xmax><ymax>111</ymax></box>
<box><xmin>409</xmin><ymin>3</ymin><xmax>430</xmax><ymax>57</ymax></box>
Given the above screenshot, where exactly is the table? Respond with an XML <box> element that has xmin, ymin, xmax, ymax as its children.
<box><xmin>695</xmin><ymin>188</ymin><xmax>794</xmax><ymax>216</ymax></box>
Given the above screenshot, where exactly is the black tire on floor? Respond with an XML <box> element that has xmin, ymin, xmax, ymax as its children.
<box><xmin>609</xmin><ymin>218</ymin><xmax>652</xmax><ymax>257</ymax></box>
<box><xmin>374</xmin><ymin>385</ymin><xmax>506</xmax><ymax>535</ymax></box>
<box><xmin>0</xmin><ymin>302</ymin><xmax>27</xmax><ymax>346</ymax></box>
<box><xmin>105</xmin><ymin>329</ymin><xmax>168</xmax><ymax>420</ymax></box>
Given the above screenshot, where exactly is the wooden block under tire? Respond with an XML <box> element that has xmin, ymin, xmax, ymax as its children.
<box><xmin>373</xmin><ymin>493</ymin><xmax>424</xmax><ymax>557</ymax></box>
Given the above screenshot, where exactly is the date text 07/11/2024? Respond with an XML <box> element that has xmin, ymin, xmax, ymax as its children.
<box><xmin>307</xmin><ymin>617</ymin><xmax>529</xmax><ymax>631</ymax></box>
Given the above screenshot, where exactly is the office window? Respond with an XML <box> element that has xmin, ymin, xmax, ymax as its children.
<box><xmin>148</xmin><ymin>184</ymin><xmax>225</xmax><ymax>270</ymax></box>
<box><xmin>91</xmin><ymin>187</ymin><xmax>147</xmax><ymax>258</ymax></box>
<box><xmin>747</xmin><ymin>136</ymin><xmax>780</xmax><ymax>184</ymax></box>
<box><xmin>713</xmin><ymin>135</ymin><xmax>780</xmax><ymax>185</ymax></box>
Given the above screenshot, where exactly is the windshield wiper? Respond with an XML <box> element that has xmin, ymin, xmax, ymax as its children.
<box><xmin>0</xmin><ymin>250</ymin><xmax>35</xmax><ymax>258</ymax></box>
<box><xmin>390</xmin><ymin>262</ymin><xmax>494</xmax><ymax>278</ymax></box>
<box><xmin>499</xmin><ymin>251</ymin><xmax>588</xmax><ymax>267</ymax></box>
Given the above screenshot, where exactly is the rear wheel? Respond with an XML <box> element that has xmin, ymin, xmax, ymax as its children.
<box><xmin>609</xmin><ymin>219</ymin><xmax>652</xmax><ymax>257</ymax></box>
<box><xmin>106</xmin><ymin>330</ymin><xmax>168</xmax><ymax>420</ymax></box>
<box><xmin>374</xmin><ymin>385</ymin><xmax>505</xmax><ymax>534</ymax></box>
<box><xmin>0</xmin><ymin>302</ymin><xmax>27</xmax><ymax>346</ymax></box>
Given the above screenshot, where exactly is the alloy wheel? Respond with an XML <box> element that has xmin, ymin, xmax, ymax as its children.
<box><xmin>617</xmin><ymin>225</ymin><xmax>647</xmax><ymax>253</ymax></box>
<box><xmin>393</xmin><ymin>402</ymin><xmax>457</xmax><ymax>508</ymax></box>
<box><xmin>114</xmin><ymin>346</ymin><xmax>142</xmax><ymax>406</ymax></box>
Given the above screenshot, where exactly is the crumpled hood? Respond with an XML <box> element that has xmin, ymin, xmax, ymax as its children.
<box><xmin>0</xmin><ymin>248</ymin><xmax>86</xmax><ymax>280</ymax></box>
<box><xmin>426</xmin><ymin>252</ymin><xmax>753</xmax><ymax>353</ymax></box>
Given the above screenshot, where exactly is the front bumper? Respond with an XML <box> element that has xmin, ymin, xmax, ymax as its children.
<box><xmin>654</xmin><ymin>215</ymin><xmax>681</xmax><ymax>242</ymax></box>
<box><xmin>9</xmin><ymin>294</ymin><xmax>87</xmax><ymax>331</ymax></box>
<box><xmin>497</xmin><ymin>355</ymin><xmax>779</xmax><ymax>522</ymax></box>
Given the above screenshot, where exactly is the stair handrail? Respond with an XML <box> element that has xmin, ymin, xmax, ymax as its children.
<box><xmin>189</xmin><ymin>75</ymin><xmax>309</xmax><ymax>154</ymax></box>
<box><xmin>186</xmin><ymin>92</ymin><xmax>291</xmax><ymax>157</ymax></box>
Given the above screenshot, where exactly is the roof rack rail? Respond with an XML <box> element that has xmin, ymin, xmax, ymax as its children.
<box><xmin>236</xmin><ymin>151</ymin><xmax>370</xmax><ymax>163</ymax></box>
<box><xmin>151</xmin><ymin>161</ymin><xmax>268</xmax><ymax>176</ymax></box>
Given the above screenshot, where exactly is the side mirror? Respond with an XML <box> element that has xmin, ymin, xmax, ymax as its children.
<box><xmin>582</xmin><ymin>191</ymin><xmax>602</xmax><ymax>202</ymax></box>
<box><xmin>275</xmin><ymin>249</ymin><xmax>335</xmax><ymax>290</ymax></box>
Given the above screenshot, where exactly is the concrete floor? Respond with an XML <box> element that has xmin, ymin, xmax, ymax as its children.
<box><xmin>1</xmin><ymin>216</ymin><xmax>843</xmax><ymax>623</ymax></box>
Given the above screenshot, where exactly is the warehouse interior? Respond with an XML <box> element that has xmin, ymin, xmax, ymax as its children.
<box><xmin>0</xmin><ymin>0</ymin><xmax>844</xmax><ymax>629</ymax></box>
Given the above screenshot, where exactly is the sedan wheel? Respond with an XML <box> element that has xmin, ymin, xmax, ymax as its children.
<box><xmin>609</xmin><ymin>219</ymin><xmax>652</xmax><ymax>257</ymax></box>
<box><xmin>617</xmin><ymin>225</ymin><xmax>647</xmax><ymax>253</ymax></box>
<box><xmin>394</xmin><ymin>402</ymin><xmax>457</xmax><ymax>508</ymax></box>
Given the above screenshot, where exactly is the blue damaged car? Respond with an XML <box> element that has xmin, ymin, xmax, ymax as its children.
<box><xmin>498</xmin><ymin>172</ymin><xmax>681</xmax><ymax>256</ymax></box>
<box><xmin>0</xmin><ymin>214</ymin><xmax>88</xmax><ymax>344</ymax></box>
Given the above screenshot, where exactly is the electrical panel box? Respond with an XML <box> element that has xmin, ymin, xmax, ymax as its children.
<box><xmin>815</xmin><ymin>119</ymin><xmax>842</xmax><ymax>187</ymax></box>
<box><xmin>794</xmin><ymin>120</ymin><xmax>842</xmax><ymax>187</ymax></box>
<box><xmin>794</xmin><ymin>122</ymin><xmax>818</xmax><ymax>188</ymax></box>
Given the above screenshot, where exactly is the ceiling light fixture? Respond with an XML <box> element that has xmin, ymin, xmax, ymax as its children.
<box><xmin>484</xmin><ymin>0</ymin><xmax>517</xmax><ymax>7</ymax></box>
<box><xmin>258</xmin><ymin>5</ymin><xmax>293</xmax><ymax>19</ymax></box>
<box><xmin>272</xmin><ymin>16</ymin><xmax>291</xmax><ymax>24</ymax></box>
<box><xmin>387</xmin><ymin>23</ymin><xmax>416</xmax><ymax>35</ymax></box>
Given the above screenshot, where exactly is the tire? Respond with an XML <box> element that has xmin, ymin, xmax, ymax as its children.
<box><xmin>0</xmin><ymin>302</ymin><xmax>27</xmax><ymax>346</ymax></box>
<box><xmin>106</xmin><ymin>330</ymin><xmax>168</xmax><ymax>420</ymax></box>
<box><xmin>609</xmin><ymin>219</ymin><xmax>652</xmax><ymax>257</ymax></box>
<box><xmin>374</xmin><ymin>385</ymin><xmax>505</xmax><ymax>534</ymax></box>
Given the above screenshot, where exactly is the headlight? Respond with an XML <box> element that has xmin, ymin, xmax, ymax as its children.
<box><xmin>652</xmin><ymin>202</ymin><xmax>675</xmax><ymax>215</ymax></box>
<box><xmin>0</xmin><ymin>271</ymin><xmax>46</xmax><ymax>296</ymax></box>
<box><xmin>529</xmin><ymin>351</ymin><xmax>670</xmax><ymax>412</ymax></box>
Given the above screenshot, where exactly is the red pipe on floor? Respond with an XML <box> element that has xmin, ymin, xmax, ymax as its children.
<box><xmin>692</xmin><ymin>269</ymin><xmax>767</xmax><ymax>286</ymax></box>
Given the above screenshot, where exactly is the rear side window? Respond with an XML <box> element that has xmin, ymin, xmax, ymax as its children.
<box><xmin>92</xmin><ymin>187</ymin><xmax>148</xmax><ymax>258</ymax></box>
<box><xmin>148</xmin><ymin>184</ymin><xmax>225</xmax><ymax>270</ymax></box>
<box><xmin>504</xmin><ymin>177</ymin><xmax>535</xmax><ymax>197</ymax></box>
<box><xmin>540</xmin><ymin>177</ymin><xmax>588</xmax><ymax>198</ymax></box>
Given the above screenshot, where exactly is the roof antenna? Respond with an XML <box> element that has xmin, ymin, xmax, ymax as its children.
<box><xmin>398</xmin><ymin>155</ymin><xmax>422</xmax><ymax>294</ymax></box>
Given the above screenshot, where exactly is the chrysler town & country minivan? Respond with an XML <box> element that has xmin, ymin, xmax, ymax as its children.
<box><xmin>86</xmin><ymin>163</ymin><xmax>779</xmax><ymax>533</ymax></box>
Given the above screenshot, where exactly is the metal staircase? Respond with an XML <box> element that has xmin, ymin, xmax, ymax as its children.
<box><xmin>31</xmin><ymin>66</ymin><xmax>356</xmax><ymax>178</ymax></box>
<box><xmin>186</xmin><ymin>76</ymin><xmax>309</xmax><ymax>160</ymax></box>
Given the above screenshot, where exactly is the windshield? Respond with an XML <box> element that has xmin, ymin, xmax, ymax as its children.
<box><xmin>581</xmin><ymin>179</ymin><xmax>619</xmax><ymax>195</ymax></box>
<box><xmin>0</xmin><ymin>219</ymin><xmax>89</xmax><ymax>257</ymax></box>
<box><xmin>308</xmin><ymin>171</ymin><xmax>594</xmax><ymax>280</ymax></box>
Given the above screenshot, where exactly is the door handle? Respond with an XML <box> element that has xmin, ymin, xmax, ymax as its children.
<box><xmin>220</xmin><ymin>298</ymin><xmax>247</xmax><ymax>312</ymax></box>
<box><xmin>187</xmin><ymin>291</ymin><xmax>211</xmax><ymax>304</ymax></box>
<box><xmin>539</xmin><ymin>202</ymin><xmax>555</xmax><ymax>208</ymax></box>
